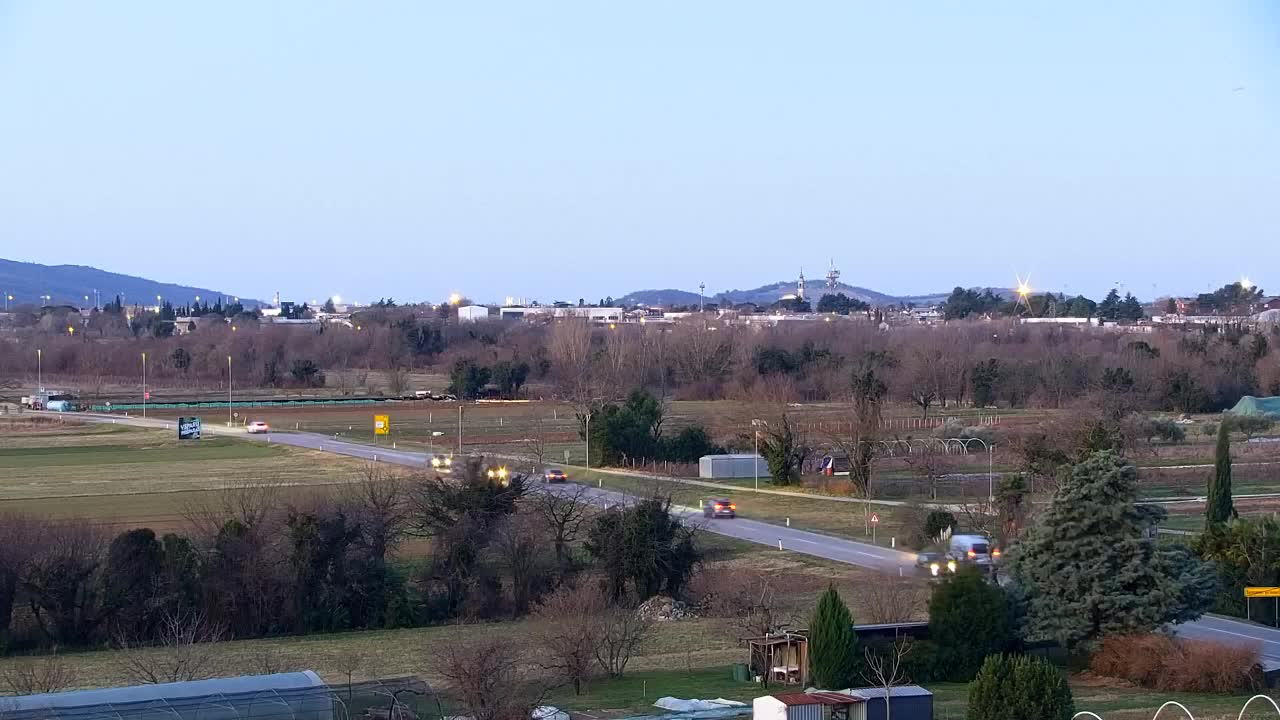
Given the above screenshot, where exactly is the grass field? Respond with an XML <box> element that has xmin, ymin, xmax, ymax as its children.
<box><xmin>0</xmin><ymin>421</ymin><xmax>369</xmax><ymax>531</ymax></box>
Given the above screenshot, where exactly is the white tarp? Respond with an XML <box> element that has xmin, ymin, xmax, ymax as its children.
<box><xmin>653</xmin><ymin>698</ymin><xmax>747</xmax><ymax>712</ymax></box>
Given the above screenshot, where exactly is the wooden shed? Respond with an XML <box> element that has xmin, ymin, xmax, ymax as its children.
<box><xmin>744</xmin><ymin>631</ymin><xmax>809</xmax><ymax>686</ymax></box>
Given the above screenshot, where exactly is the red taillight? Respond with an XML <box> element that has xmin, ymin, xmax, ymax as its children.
<box><xmin>714</xmin><ymin>503</ymin><xmax>723</xmax><ymax>509</ymax></box>
<box><xmin>967</xmin><ymin>550</ymin><xmax>976</xmax><ymax>559</ymax></box>
<box><xmin>992</xmin><ymin>549</ymin><xmax>1002</xmax><ymax>558</ymax></box>
<box><xmin>728</xmin><ymin>504</ymin><xmax>737</xmax><ymax>510</ymax></box>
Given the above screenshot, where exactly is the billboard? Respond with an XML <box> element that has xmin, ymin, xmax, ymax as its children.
<box><xmin>374</xmin><ymin>415</ymin><xmax>390</xmax><ymax>436</ymax></box>
<box><xmin>178</xmin><ymin>417</ymin><xmax>202</xmax><ymax>440</ymax></box>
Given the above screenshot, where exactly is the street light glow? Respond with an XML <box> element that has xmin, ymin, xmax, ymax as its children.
<box><xmin>1241</xmin><ymin>277</ymin><xmax>1255</xmax><ymax>291</ymax></box>
<box><xmin>332</xmin><ymin>295</ymin><xmax>342</xmax><ymax>304</ymax></box>
<box><xmin>448</xmin><ymin>293</ymin><xmax>462</xmax><ymax>305</ymax></box>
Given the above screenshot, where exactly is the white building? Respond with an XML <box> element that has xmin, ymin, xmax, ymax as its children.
<box><xmin>457</xmin><ymin>305</ymin><xmax>489</xmax><ymax>323</ymax></box>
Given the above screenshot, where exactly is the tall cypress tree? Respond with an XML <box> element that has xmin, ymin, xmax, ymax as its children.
<box><xmin>1206</xmin><ymin>421</ymin><xmax>1237</xmax><ymax>527</ymax></box>
<box><xmin>808</xmin><ymin>585</ymin><xmax>858</xmax><ymax>689</ymax></box>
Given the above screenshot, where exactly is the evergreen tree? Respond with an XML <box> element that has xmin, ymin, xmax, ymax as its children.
<box><xmin>1009</xmin><ymin>451</ymin><xmax>1216</xmax><ymax>649</ymax></box>
<box><xmin>967</xmin><ymin>654</ymin><xmax>1073</xmax><ymax>720</ymax></box>
<box><xmin>1097</xmin><ymin>288</ymin><xmax>1121</xmax><ymax>320</ymax></box>
<box><xmin>928</xmin><ymin>569</ymin><xmax>1014</xmax><ymax>681</ymax></box>
<box><xmin>1206</xmin><ymin>421</ymin><xmax>1237</xmax><ymax>527</ymax></box>
<box><xmin>808</xmin><ymin>585</ymin><xmax>858</xmax><ymax>689</ymax></box>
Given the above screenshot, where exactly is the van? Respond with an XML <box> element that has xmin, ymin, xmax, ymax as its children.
<box><xmin>948</xmin><ymin>534</ymin><xmax>1000</xmax><ymax>567</ymax></box>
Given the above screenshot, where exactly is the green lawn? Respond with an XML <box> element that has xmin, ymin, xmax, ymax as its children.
<box><xmin>0</xmin><ymin>437</ymin><xmax>282</xmax><ymax>467</ymax></box>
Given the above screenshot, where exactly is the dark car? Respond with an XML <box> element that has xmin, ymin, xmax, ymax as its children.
<box><xmin>702</xmin><ymin>498</ymin><xmax>736</xmax><ymax>519</ymax></box>
<box><xmin>915</xmin><ymin>551</ymin><xmax>957</xmax><ymax>578</ymax></box>
<box><xmin>544</xmin><ymin>468</ymin><xmax>567</xmax><ymax>483</ymax></box>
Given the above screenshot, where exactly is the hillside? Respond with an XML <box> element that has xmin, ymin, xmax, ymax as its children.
<box><xmin>620</xmin><ymin>282</ymin><xmax>981</xmax><ymax>308</ymax></box>
<box><xmin>0</xmin><ymin>258</ymin><xmax>258</xmax><ymax>308</ymax></box>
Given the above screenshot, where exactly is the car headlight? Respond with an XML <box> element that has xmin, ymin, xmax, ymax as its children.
<box><xmin>930</xmin><ymin>563</ymin><xmax>940</xmax><ymax>576</ymax></box>
<box><xmin>947</xmin><ymin>560</ymin><xmax>957</xmax><ymax>573</ymax></box>
<box><xmin>431</xmin><ymin>457</ymin><xmax>441</xmax><ymax>467</ymax></box>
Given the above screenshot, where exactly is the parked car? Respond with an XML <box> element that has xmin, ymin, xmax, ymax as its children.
<box><xmin>702</xmin><ymin>498</ymin><xmax>737</xmax><ymax>519</ymax></box>
<box><xmin>246</xmin><ymin>421</ymin><xmax>270</xmax><ymax>434</ymax></box>
<box><xmin>543</xmin><ymin>468</ymin><xmax>567</xmax><ymax>483</ymax></box>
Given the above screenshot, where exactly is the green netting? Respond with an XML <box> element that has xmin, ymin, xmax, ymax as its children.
<box><xmin>1228</xmin><ymin>396</ymin><xmax>1280</xmax><ymax>418</ymax></box>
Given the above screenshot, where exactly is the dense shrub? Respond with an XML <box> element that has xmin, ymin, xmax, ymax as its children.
<box><xmin>928</xmin><ymin>569</ymin><xmax>1015</xmax><ymax>681</ymax></box>
<box><xmin>922</xmin><ymin>510</ymin><xmax>956</xmax><ymax>544</ymax></box>
<box><xmin>1089</xmin><ymin>634</ymin><xmax>1260</xmax><ymax>693</ymax></box>
<box><xmin>967</xmin><ymin>654</ymin><xmax>1073</xmax><ymax>720</ymax></box>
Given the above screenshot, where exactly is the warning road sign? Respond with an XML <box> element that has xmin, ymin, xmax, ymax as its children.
<box><xmin>870</xmin><ymin>513</ymin><xmax>880</xmax><ymax>525</ymax></box>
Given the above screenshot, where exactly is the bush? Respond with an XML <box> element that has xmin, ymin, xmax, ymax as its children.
<box><xmin>1089</xmin><ymin>634</ymin><xmax>1259</xmax><ymax>693</ymax></box>
<box><xmin>922</xmin><ymin>510</ymin><xmax>956</xmax><ymax>545</ymax></box>
<box><xmin>929</xmin><ymin>569</ymin><xmax>1015</xmax><ymax>681</ymax></box>
<box><xmin>967</xmin><ymin>654</ymin><xmax>1073</xmax><ymax>720</ymax></box>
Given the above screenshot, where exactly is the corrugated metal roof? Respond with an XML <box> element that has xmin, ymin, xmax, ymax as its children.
<box><xmin>3</xmin><ymin>671</ymin><xmax>325</xmax><ymax>716</ymax></box>
<box><xmin>772</xmin><ymin>693</ymin><xmax>864</xmax><ymax>706</ymax></box>
<box><xmin>845</xmin><ymin>686</ymin><xmax>933</xmax><ymax>699</ymax></box>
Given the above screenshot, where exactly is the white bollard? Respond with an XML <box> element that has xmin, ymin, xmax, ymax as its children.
<box><xmin>778</xmin><ymin>540</ymin><xmax>784</xmax><ymax>551</ymax></box>
<box><xmin>899</xmin><ymin>567</ymin><xmax>903</xmax><ymax>577</ymax></box>
<box><xmin>891</xmin><ymin>537</ymin><xmax>896</xmax><ymax>548</ymax></box>
<box><xmin>786</xmin><ymin>517</ymin><xmax>790</xmax><ymax>527</ymax></box>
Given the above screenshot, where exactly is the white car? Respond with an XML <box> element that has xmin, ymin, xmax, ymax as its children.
<box><xmin>246</xmin><ymin>421</ymin><xmax>271</xmax><ymax>434</ymax></box>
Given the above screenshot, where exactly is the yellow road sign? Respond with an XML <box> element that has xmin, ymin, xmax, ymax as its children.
<box><xmin>374</xmin><ymin>415</ymin><xmax>390</xmax><ymax>436</ymax></box>
<box><xmin>1245</xmin><ymin>587</ymin><xmax>1280</xmax><ymax>598</ymax></box>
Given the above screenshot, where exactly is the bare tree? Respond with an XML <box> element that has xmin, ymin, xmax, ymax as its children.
<box><xmin>594</xmin><ymin>605</ymin><xmax>653</xmax><ymax>678</ymax></box>
<box><xmin>386</xmin><ymin>366</ymin><xmax>412</xmax><ymax>397</ymax></box>
<box><xmin>523</xmin><ymin>418</ymin><xmax>549</xmax><ymax>468</ymax></box>
<box><xmin>863</xmin><ymin>638</ymin><xmax>914</xmax><ymax>720</ymax></box>
<box><xmin>249</xmin><ymin>646</ymin><xmax>299</xmax><ymax>675</ymax></box>
<box><xmin>489</xmin><ymin>513</ymin><xmax>554</xmax><ymax>616</ymax></box>
<box><xmin>531</xmin><ymin>484</ymin><xmax>591</xmax><ymax>565</ymax></box>
<box><xmin>440</xmin><ymin>639</ymin><xmax>548</xmax><ymax>720</ymax></box>
<box><xmin>533</xmin><ymin>583</ymin><xmax>608</xmax><ymax>695</ymax></box>
<box><xmin>901</xmin><ymin>445</ymin><xmax>953</xmax><ymax>500</ymax></box>
<box><xmin>114</xmin><ymin>608</ymin><xmax>225</xmax><ymax>684</ymax></box>
<box><xmin>862</xmin><ymin>580</ymin><xmax>927</xmax><ymax>625</ymax></box>
<box><xmin>0</xmin><ymin>652</ymin><xmax>76</xmax><ymax>695</ymax></box>
<box><xmin>701</xmin><ymin>568</ymin><xmax>779</xmax><ymax>637</ymax></box>
<box><xmin>335</xmin><ymin>649</ymin><xmax>367</xmax><ymax>697</ymax></box>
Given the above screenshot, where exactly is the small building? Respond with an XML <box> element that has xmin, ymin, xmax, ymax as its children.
<box><xmin>458</xmin><ymin>305</ymin><xmax>489</xmax><ymax>323</ymax></box>
<box><xmin>754</xmin><ymin>692</ymin><xmax>865</xmax><ymax>720</ymax></box>
<box><xmin>848</xmin><ymin>686</ymin><xmax>933</xmax><ymax>720</ymax></box>
<box><xmin>745</xmin><ymin>631</ymin><xmax>809</xmax><ymax>686</ymax></box>
<box><xmin>699</xmin><ymin>453</ymin><xmax>767</xmax><ymax>479</ymax></box>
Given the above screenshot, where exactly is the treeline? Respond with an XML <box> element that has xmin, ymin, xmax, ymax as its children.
<box><xmin>5</xmin><ymin>307</ymin><xmax>1279</xmax><ymax>414</ymax></box>
<box><xmin>0</xmin><ymin>462</ymin><xmax>698</xmax><ymax>654</ymax></box>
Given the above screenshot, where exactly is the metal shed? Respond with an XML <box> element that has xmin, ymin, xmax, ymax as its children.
<box><xmin>847</xmin><ymin>686</ymin><xmax>933</xmax><ymax>720</ymax></box>
<box><xmin>753</xmin><ymin>693</ymin><xmax>865</xmax><ymax>720</ymax></box>
<box><xmin>1</xmin><ymin>672</ymin><xmax>332</xmax><ymax>720</ymax></box>
<box><xmin>699</xmin><ymin>454</ymin><xmax>767</xmax><ymax>479</ymax></box>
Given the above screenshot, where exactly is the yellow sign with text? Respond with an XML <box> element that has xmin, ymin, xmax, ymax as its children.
<box><xmin>374</xmin><ymin>415</ymin><xmax>390</xmax><ymax>436</ymax></box>
<box><xmin>1245</xmin><ymin>587</ymin><xmax>1280</xmax><ymax>598</ymax></box>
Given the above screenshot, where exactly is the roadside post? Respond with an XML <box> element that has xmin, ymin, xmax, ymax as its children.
<box><xmin>870</xmin><ymin>512</ymin><xmax>880</xmax><ymax>544</ymax></box>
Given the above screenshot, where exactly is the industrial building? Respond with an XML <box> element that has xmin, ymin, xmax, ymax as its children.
<box><xmin>699</xmin><ymin>453</ymin><xmax>767</xmax><ymax>479</ymax></box>
<box><xmin>457</xmin><ymin>305</ymin><xmax>489</xmax><ymax>322</ymax></box>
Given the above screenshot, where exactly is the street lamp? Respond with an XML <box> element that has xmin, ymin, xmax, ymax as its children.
<box><xmin>36</xmin><ymin>348</ymin><xmax>42</xmax><ymax>391</ymax></box>
<box><xmin>751</xmin><ymin>419</ymin><xmax>766</xmax><ymax>491</ymax></box>
<box><xmin>227</xmin><ymin>355</ymin><xmax>233</xmax><ymax>427</ymax></box>
<box><xmin>141</xmin><ymin>352</ymin><xmax>147</xmax><ymax>418</ymax></box>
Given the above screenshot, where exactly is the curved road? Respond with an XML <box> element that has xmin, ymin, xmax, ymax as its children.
<box><xmin>56</xmin><ymin>412</ymin><xmax>1278</xmax><ymax>663</ymax></box>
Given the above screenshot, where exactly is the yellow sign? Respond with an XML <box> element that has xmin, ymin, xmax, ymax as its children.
<box><xmin>374</xmin><ymin>415</ymin><xmax>390</xmax><ymax>436</ymax></box>
<box><xmin>1245</xmin><ymin>587</ymin><xmax>1280</xmax><ymax>598</ymax></box>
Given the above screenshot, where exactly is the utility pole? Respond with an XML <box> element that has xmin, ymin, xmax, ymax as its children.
<box><xmin>228</xmin><ymin>355</ymin><xmax>233</xmax><ymax>427</ymax></box>
<box><xmin>457</xmin><ymin>405</ymin><xmax>463</xmax><ymax>455</ymax></box>
<box><xmin>698</xmin><ymin>282</ymin><xmax>705</xmax><ymax>314</ymax></box>
<box><xmin>141</xmin><ymin>352</ymin><xmax>146</xmax><ymax>418</ymax></box>
<box><xmin>36</xmin><ymin>348</ymin><xmax>42</xmax><ymax>392</ymax></box>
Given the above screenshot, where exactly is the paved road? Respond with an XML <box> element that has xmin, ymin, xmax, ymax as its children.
<box><xmin>49</xmin><ymin>412</ymin><xmax>1273</xmax><ymax>656</ymax></box>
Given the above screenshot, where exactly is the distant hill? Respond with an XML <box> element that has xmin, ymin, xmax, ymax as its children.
<box><xmin>619</xmin><ymin>281</ymin><xmax>1004</xmax><ymax>308</ymax></box>
<box><xmin>0</xmin><ymin>258</ymin><xmax>258</xmax><ymax>308</ymax></box>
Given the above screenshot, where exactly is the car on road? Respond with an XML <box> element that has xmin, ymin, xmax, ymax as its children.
<box><xmin>702</xmin><ymin>498</ymin><xmax>736</xmax><ymax>519</ymax></box>
<box><xmin>947</xmin><ymin>534</ymin><xmax>999</xmax><ymax>568</ymax></box>
<box><xmin>915</xmin><ymin>551</ymin><xmax>957</xmax><ymax>578</ymax></box>
<box><xmin>246</xmin><ymin>421</ymin><xmax>270</xmax><ymax>434</ymax></box>
<box><xmin>543</xmin><ymin>468</ymin><xmax>567</xmax><ymax>483</ymax></box>
<box><xmin>430</xmin><ymin>455</ymin><xmax>454</xmax><ymax>473</ymax></box>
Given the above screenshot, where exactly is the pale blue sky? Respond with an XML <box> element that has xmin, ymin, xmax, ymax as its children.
<box><xmin>1</xmin><ymin>2</ymin><xmax>1276</xmax><ymax>304</ymax></box>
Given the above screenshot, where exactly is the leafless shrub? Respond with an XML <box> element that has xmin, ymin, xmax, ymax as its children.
<box><xmin>594</xmin><ymin>604</ymin><xmax>653</xmax><ymax>678</ymax></box>
<box><xmin>530</xmin><ymin>484</ymin><xmax>591</xmax><ymax>566</ymax></box>
<box><xmin>1090</xmin><ymin>633</ymin><xmax>1260</xmax><ymax>693</ymax></box>
<box><xmin>114</xmin><ymin>609</ymin><xmax>225</xmax><ymax>684</ymax></box>
<box><xmin>691</xmin><ymin>567</ymin><xmax>779</xmax><ymax>637</ymax></box>
<box><xmin>861</xmin><ymin>580</ymin><xmax>927</xmax><ymax>625</ymax></box>
<box><xmin>533</xmin><ymin>582</ymin><xmax>609</xmax><ymax>695</ymax></box>
<box><xmin>1</xmin><ymin>652</ymin><xmax>77</xmax><ymax>695</ymax></box>
<box><xmin>440</xmin><ymin>639</ymin><xmax>548</xmax><ymax>720</ymax></box>
<box><xmin>249</xmin><ymin>646</ymin><xmax>299</xmax><ymax>676</ymax></box>
<box><xmin>863</xmin><ymin>638</ymin><xmax>914</xmax><ymax>705</ymax></box>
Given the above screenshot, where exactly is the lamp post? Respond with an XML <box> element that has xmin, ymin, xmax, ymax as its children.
<box><xmin>227</xmin><ymin>356</ymin><xmax>233</xmax><ymax>427</ymax></box>
<box><xmin>457</xmin><ymin>405</ymin><xmax>463</xmax><ymax>455</ymax></box>
<box><xmin>141</xmin><ymin>352</ymin><xmax>147</xmax><ymax>418</ymax></box>
<box><xmin>36</xmin><ymin>348</ymin><xmax>42</xmax><ymax>392</ymax></box>
<box><xmin>751</xmin><ymin>419</ymin><xmax>766</xmax><ymax>491</ymax></box>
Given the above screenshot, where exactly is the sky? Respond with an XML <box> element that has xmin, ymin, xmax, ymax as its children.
<box><xmin>1</xmin><ymin>2</ymin><xmax>1277</xmax><ymax>305</ymax></box>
